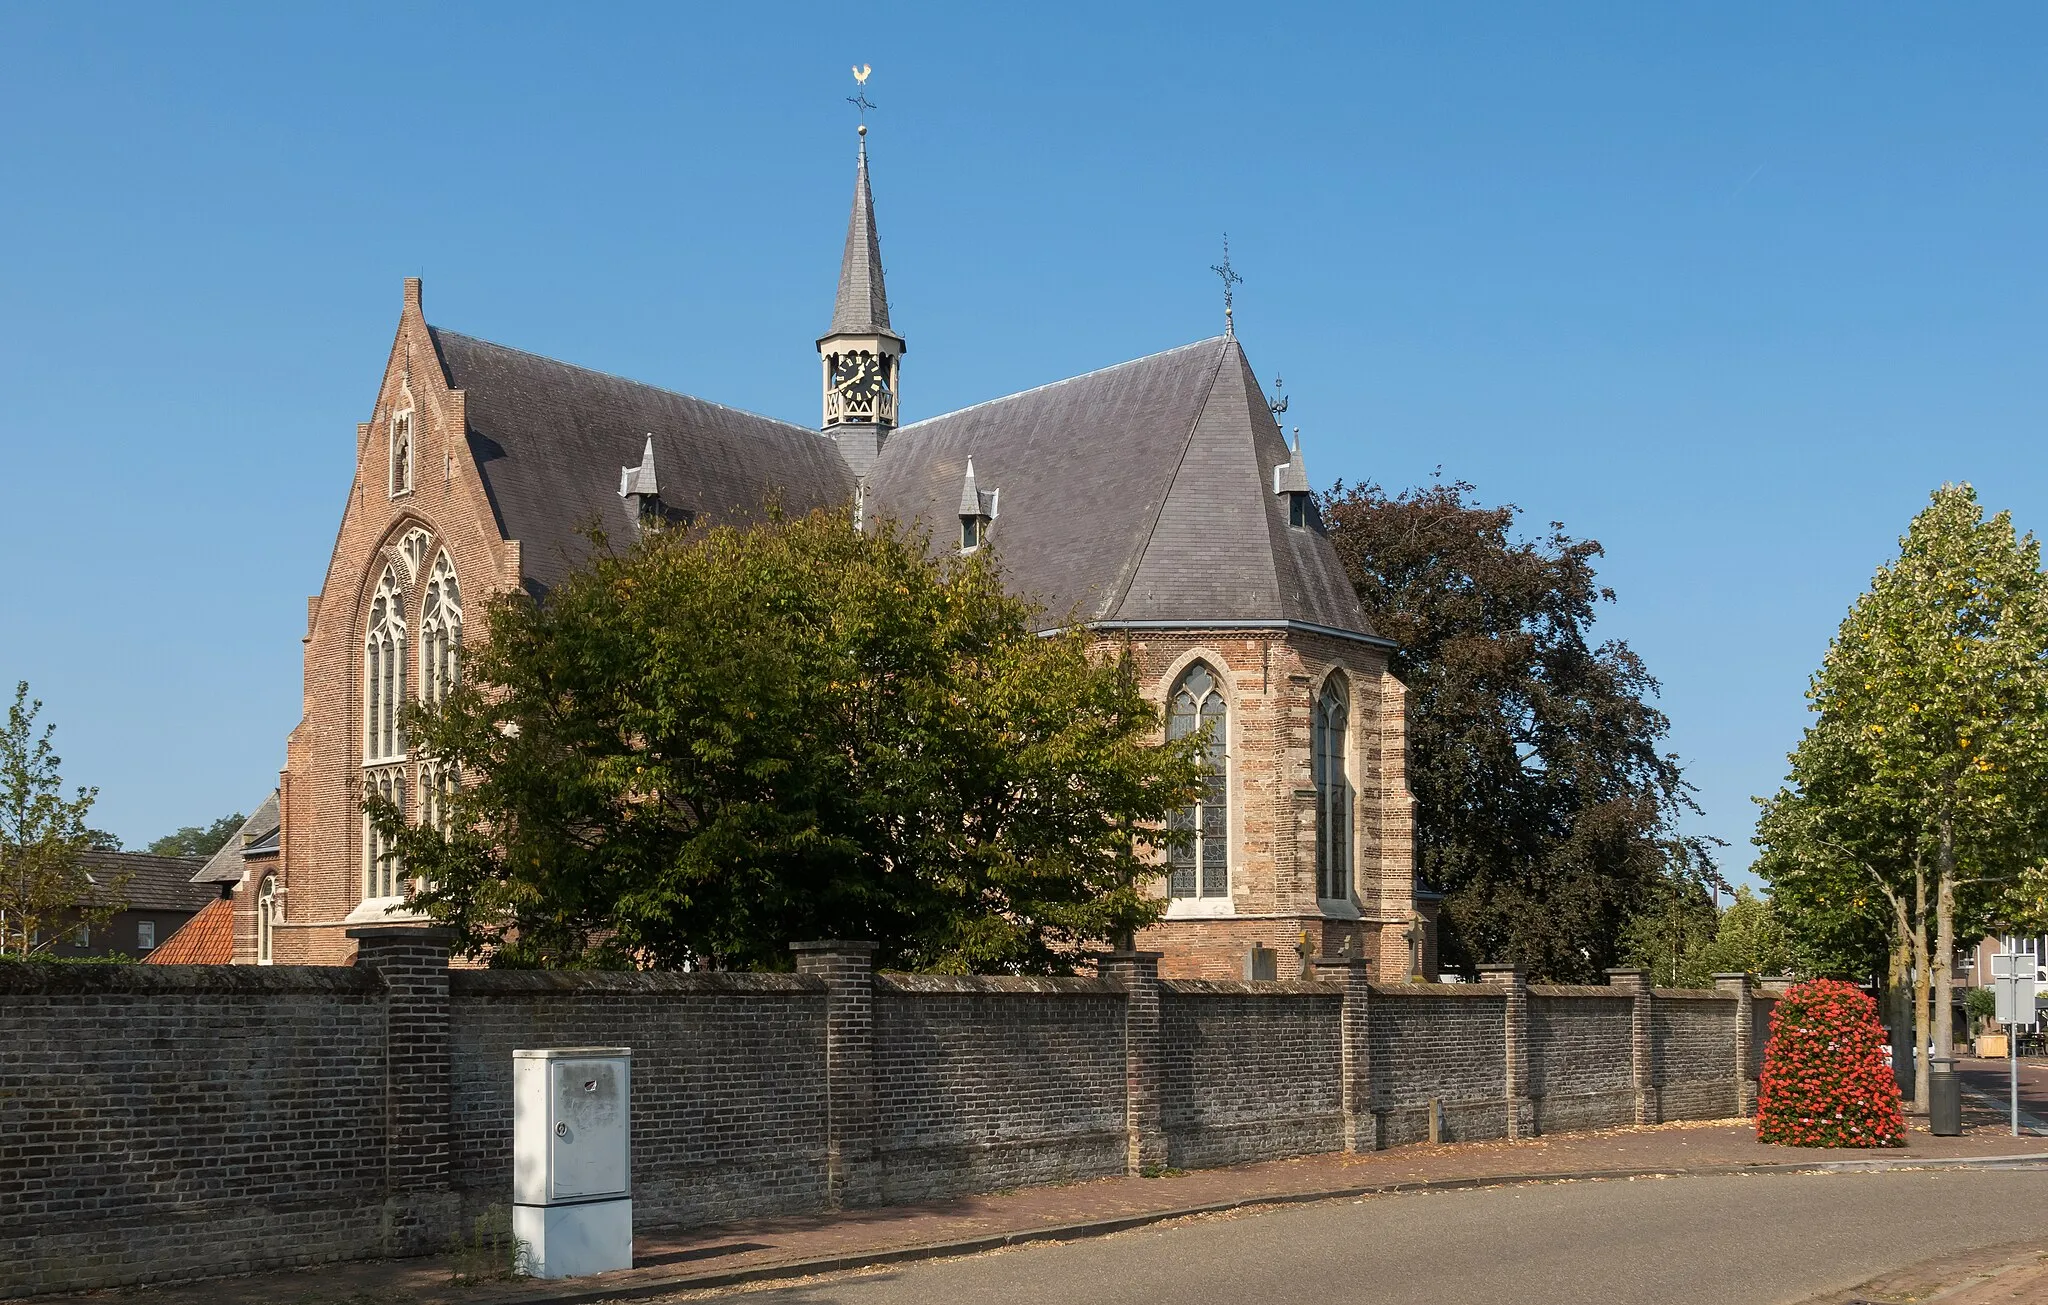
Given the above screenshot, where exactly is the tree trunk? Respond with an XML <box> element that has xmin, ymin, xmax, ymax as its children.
<box><xmin>1913</xmin><ymin>863</ymin><xmax>1932</xmax><ymax>1114</ymax></box>
<box><xmin>1935</xmin><ymin>817</ymin><xmax>1957</xmax><ymax>1071</ymax></box>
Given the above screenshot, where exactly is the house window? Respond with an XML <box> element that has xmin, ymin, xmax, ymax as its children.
<box><xmin>389</xmin><ymin>410</ymin><xmax>414</xmax><ymax>497</ymax></box>
<box><xmin>257</xmin><ymin>875</ymin><xmax>277</xmax><ymax>964</ymax></box>
<box><xmin>1166</xmin><ymin>662</ymin><xmax>1229</xmax><ymax>899</ymax></box>
<box><xmin>1289</xmin><ymin>492</ymin><xmax>1311</xmax><ymax>528</ymax></box>
<box><xmin>420</xmin><ymin>553</ymin><xmax>461</xmax><ymax>708</ymax></box>
<box><xmin>73</xmin><ymin>923</ymin><xmax>90</xmax><ymax>947</ymax></box>
<box><xmin>364</xmin><ymin>567</ymin><xmax>407</xmax><ymax>762</ymax></box>
<box><xmin>136</xmin><ymin>920</ymin><xmax>155</xmax><ymax>951</ymax></box>
<box><xmin>1314</xmin><ymin>673</ymin><xmax>1352</xmax><ymax>901</ymax></box>
<box><xmin>961</xmin><ymin>515</ymin><xmax>986</xmax><ymax>551</ymax></box>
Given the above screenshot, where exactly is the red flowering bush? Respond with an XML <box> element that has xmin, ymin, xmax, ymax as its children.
<box><xmin>1756</xmin><ymin>978</ymin><xmax>1905</xmax><ymax>1148</ymax></box>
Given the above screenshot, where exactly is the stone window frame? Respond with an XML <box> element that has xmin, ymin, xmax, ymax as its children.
<box><xmin>1158</xmin><ymin>650</ymin><xmax>1238</xmax><ymax>918</ymax></box>
<box><xmin>419</xmin><ymin>550</ymin><xmax>461</xmax><ymax>710</ymax></box>
<box><xmin>256</xmin><ymin>874</ymin><xmax>277</xmax><ymax>965</ymax></box>
<box><xmin>388</xmin><ymin>408</ymin><xmax>415</xmax><ymax>499</ymax></box>
<box><xmin>1312</xmin><ymin>666</ymin><xmax>1357</xmax><ymax>910</ymax></box>
<box><xmin>363</xmin><ymin>565</ymin><xmax>408</xmax><ymax>765</ymax></box>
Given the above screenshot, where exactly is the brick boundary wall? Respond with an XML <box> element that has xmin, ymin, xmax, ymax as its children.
<box><xmin>0</xmin><ymin>932</ymin><xmax>1762</xmax><ymax>1298</ymax></box>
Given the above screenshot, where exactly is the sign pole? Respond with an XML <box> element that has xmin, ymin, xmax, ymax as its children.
<box><xmin>2013</xmin><ymin>1019</ymin><xmax>2022</xmax><ymax>1138</ymax></box>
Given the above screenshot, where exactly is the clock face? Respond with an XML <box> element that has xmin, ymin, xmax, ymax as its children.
<box><xmin>834</xmin><ymin>353</ymin><xmax>888</xmax><ymax>397</ymax></box>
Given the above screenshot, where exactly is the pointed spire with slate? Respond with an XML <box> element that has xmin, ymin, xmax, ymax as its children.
<box><xmin>1273</xmin><ymin>428</ymin><xmax>1314</xmax><ymax>528</ymax></box>
<box><xmin>820</xmin><ymin>68</ymin><xmax>906</xmax><ymax>468</ymax></box>
<box><xmin>828</xmin><ymin>139</ymin><xmax>895</xmax><ymax>339</ymax></box>
<box><xmin>619</xmin><ymin>435</ymin><xmax>659</xmax><ymax>499</ymax></box>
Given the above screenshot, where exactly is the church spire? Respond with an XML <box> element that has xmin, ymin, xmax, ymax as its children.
<box><xmin>827</xmin><ymin>135</ymin><xmax>895</xmax><ymax>338</ymax></box>
<box><xmin>819</xmin><ymin>66</ymin><xmax>905</xmax><ymax>475</ymax></box>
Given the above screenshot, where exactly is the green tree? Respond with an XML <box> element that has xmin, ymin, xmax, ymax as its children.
<box><xmin>1621</xmin><ymin>872</ymin><xmax>1720</xmax><ymax>988</ymax></box>
<box><xmin>0</xmin><ymin>683</ymin><xmax>124</xmax><ymax>958</ymax></box>
<box><xmin>146</xmin><ymin>813</ymin><xmax>245</xmax><ymax>858</ymax></box>
<box><xmin>1322</xmin><ymin>477</ymin><xmax>1721</xmax><ymax>981</ymax></box>
<box><xmin>1755</xmin><ymin>484</ymin><xmax>2048</xmax><ymax>1109</ymax></box>
<box><xmin>1698</xmin><ymin>887</ymin><xmax>1794</xmax><ymax>979</ymax></box>
<box><xmin>375</xmin><ymin>509</ymin><xmax>1205</xmax><ymax>973</ymax></box>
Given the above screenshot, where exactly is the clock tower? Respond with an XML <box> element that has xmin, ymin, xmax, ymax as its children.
<box><xmin>818</xmin><ymin>123</ymin><xmax>904</xmax><ymax>479</ymax></box>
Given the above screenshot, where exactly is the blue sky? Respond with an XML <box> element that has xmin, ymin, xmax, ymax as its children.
<box><xmin>1</xmin><ymin>4</ymin><xmax>2043</xmax><ymax>874</ymax></box>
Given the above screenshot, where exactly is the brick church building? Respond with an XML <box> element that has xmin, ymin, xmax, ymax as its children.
<box><xmin>254</xmin><ymin>122</ymin><xmax>1436</xmax><ymax>979</ymax></box>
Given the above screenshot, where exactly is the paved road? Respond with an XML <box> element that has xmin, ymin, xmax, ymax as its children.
<box><xmin>687</xmin><ymin>1169</ymin><xmax>2048</xmax><ymax>1305</ymax></box>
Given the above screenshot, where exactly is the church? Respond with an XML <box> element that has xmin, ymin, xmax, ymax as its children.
<box><xmin>235</xmin><ymin>116</ymin><xmax>1436</xmax><ymax>980</ymax></box>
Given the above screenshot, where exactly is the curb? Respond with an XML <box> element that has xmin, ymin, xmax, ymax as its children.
<box><xmin>481</xmin><ymin>1152</ymin><xmax>2048</xmax><ymax>1305</ymax></box>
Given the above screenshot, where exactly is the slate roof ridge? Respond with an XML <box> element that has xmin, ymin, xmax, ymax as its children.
<box><xmin>426</xmin><ymin>327</ymin><xmax>832</xmax><ymax>445</ymax></box>
<box><xmin>894</xmin><ymin>337</ymin><xmax>1230</xmax><ymax>434</ymax></box>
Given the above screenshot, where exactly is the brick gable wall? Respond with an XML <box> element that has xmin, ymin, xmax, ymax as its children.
<box><xmin>277</xmin><ymin>280</ymin><xmax>519</xmax><ymax>965</ymax></box>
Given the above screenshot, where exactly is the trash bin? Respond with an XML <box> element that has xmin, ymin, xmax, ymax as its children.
<box><xmin>1929</xmin><ymin>1056</ymin><xmax>1961</xmax><ymax>1136</ymax></box>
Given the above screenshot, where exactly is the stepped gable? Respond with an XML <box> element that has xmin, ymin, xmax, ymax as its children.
<box><xmin>868</xmin><ymin>337</ymin><xmax>1376</xmax><ymax>636</ymax></box>
<box><xmin>429</xmin><ymin>329</ymin><xmax>856</xmax><ymax>591</ymax></box>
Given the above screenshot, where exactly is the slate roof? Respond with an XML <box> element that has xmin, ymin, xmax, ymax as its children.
<box><xmin>824</xmin><ymin>144</ymin><xmax>897</xmax><ymax>341</ymax></box>
<box><xmin>144</xmin><ymin>897</ymin><xmax>234</xmax><ymax>964</ymax></box>
<box><xmin>430</xmin><ymin>329</ymin><xmax>855</xmax><ymax>591</ymax></box>
<box><xmin>77</xmin><ymin>851</ymin><xmax>215</xmax><ymax>913</ymax></box>
<box><xmin>192</xmin><ymin>792</ymin><xmax>280</xmax><ymax>886</ymax></box>
<box><xmin>867</xmin><ymin>337</ymin><xmax>1374</xmax><ymax>635</ymax></box>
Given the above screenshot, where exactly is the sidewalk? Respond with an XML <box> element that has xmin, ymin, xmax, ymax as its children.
<box><xmin>36</xmin><ymin>1118</ymin><xmax>2048</xmax><ymax>1305</ymax></box>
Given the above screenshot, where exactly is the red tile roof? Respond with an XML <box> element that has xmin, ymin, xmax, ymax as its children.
<box><xmin>144</xmin><ymin>897</ymin><xmax>234</xmax><ymax>964</ymax></box>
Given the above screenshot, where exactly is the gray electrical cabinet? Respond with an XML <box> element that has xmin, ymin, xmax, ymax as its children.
<box><xmin>511</xmin><ymin>1047</ymin><xmax>632</xmax><ymax>1278</ymax></box>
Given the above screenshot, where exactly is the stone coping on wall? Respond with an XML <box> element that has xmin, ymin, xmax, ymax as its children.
<box><xmin>448</xmin><ymin>969</ymin><xmax>825</xmax><ymax>996</ymax></box>
<box><xmin>1653</xmin><ymin>988</ymin><xmax>1738</xmax><ymax>1001</ymax></box>
<box><xmin>1161</xmin><ymin>978</ymin><xmax>1338</xmax><ymax>997</ymax></box>
<box><xmin>1528</xmin><ymin>984</ymin><xmax>1632</xmax><ymax>998</ymax></box>
<box><xmin>1367</xmin><ymin>982</ymin><xmax>1510</xmax><ymax>997</ymax></box>
<box><xmin>877</xmin><ymin>973</ymin><xmax>1114</xmax><ymax>995</ymax></box>
<box><xmin>0</xmin><ymin>960</ymin><xmax>379</xmax><ymax>995</ymax></box>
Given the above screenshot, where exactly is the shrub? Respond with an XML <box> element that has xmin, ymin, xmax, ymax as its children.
<box><xmin>1756</xmin><ymin>978</ymin><xmax>1905</xmax><ymax>1148</ymax></box>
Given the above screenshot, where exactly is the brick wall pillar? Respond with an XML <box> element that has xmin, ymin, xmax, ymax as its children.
<box><xmin>1100</xmin><ymin>951</ymin><xmax>1167</xmax><ymax>1175</ymax></box>
<box><xmin>1715</xmin><ymin>972</ymin><xmax>1758</xmax><ymax>1116</ymax></box>
<box><xmin>1607</xmin><ymin>968</ymin><xmax>1656</xmax><ymax>1124</ymax></box>
<box><xmin>1312</xmin><ymin>956</ymin><xmax>1376</xmax><ymax>1152</ymax></box>
<box><xmin>1479</xmin><ymin>963</ymin><xmax>1533</xmax><ymax>1139</ymax></box>
<box><xmin>792</xmin><ymin>941</ymin><xmax>878</xmax><ymax>1209</ymax></box>
<box><xmin>348</xmin><ymin>923</ymin><xmax>456</xmax><ymax>1252</ymax></box>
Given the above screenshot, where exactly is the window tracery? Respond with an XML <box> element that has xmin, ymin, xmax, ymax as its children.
<box><xmin>1166</xmin><ymin>661</ymin><xmax>1229</xmax><ymax>900</ymax></box>
<box><xmin>396</xmin><ymin>527</ymin><xmax>432</xmax><ymax>584</ymax></box>
<box><xmin>364</xmin><ymin>567</ymin><xmax>407</xmax><ymax>763</ymax></box>
<box><xmin>1314</xmin><ymin>673</ymin><xmax>1352</xmax><ymax>901</ymax></box>
<box><xmin>363</xmin><ymin>765</ymin><xmax>406</xmax><ymax>900</ymax></box>
<box><xmin>420</xmin><ymin>552</ymin><xmax>461</xmax><ymax>708</ymax></box>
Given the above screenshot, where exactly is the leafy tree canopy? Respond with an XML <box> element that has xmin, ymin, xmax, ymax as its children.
<box><xmin>146</xmin><ymin>813</ymin><xmax>246</xmax><ymax>859</ymax></box>
<box><xmin>1</xmin><ymin>682</ymin><xmax>123</xmax><ymax>958</ymax></box>
<box><xmin>1322</xmin><ymin>477</ymin><xmax>1719</xmax><ymax>981</ymax></box>
<box><xmin>1758</xmin><ymin>484</ymin><xmax>2048</xmax><ymax>982</ymax></box>
<box><xmin>377</xmin><ymin>509</ymin><xmax>1205</xmax><ymax>974</ymax></box>
<box><xmin>1623</xmin><ymin>883</ymin><xmax>1792</xmax><ymax>989</ymax></box>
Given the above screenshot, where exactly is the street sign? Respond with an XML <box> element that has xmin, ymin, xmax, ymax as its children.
<box><xmin>1996</xmin><ymin>973</ymin><xmax>2039</xmax><ymax>1027</ymax></box>
<box><xmin>1993</xmin><ymin>952</ymin><xmax>2022</xmax><ymax>979</ymax></box>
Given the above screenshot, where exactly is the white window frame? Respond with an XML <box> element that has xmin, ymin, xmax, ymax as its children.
<box><xmin>1164</xmin><ymin>660</ymin><xmax>1232</xmax><ymax>909</ymax></box>
<box><xmin>1314</xmin><ymin>671</ymin><xmax>1354</xmax><ymax>907</ymax></box>
<box><xmin>256</xmin><ymin>875</ymin><xmax>277</xmax><ymax>965</ymax></box>
<box><xmin>136</xmin><ymin>920</ymin><xmax>155</xmax><ymax>951</ymax></box>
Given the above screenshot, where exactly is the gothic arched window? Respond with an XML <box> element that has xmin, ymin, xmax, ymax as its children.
<box><xmin>1166</xmin><ymin>662</ymin><xmax>1229</xmax><ymax>900</ymax></box>
<box><xmin>420</xmin><ymin>552</ymin><xmax>461</xmax><ymax>708</ymax></box>
<box><xmin>363</xmin><ymin>766</ymin><xmax>404</xmax><ymax>900</ymax></box>
<box><xmin>1314</xmin><ymin>673</ymin><xmax>1352</xmax><ymax>901</ymax></box>
<box><xmin>364</xmin><ymin>567</ymin><xmax>407</xmax><ymax>762</ymax></box>
<box><xmin>256</xmin><ymin>874</ymin><xmax>277</xmax><ymax>965</ymax></box>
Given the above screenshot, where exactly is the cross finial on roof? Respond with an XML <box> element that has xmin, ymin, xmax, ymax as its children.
<box><xmin>1211</xmin><ymin>234</ymin><xmax>1243</xmax><ymax>337</ymax></box>
<box><xmin>848</xmin><ymin>64</ymin><xmax>876</xmax><ymax>143</ymax></box>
